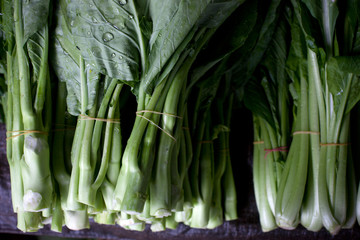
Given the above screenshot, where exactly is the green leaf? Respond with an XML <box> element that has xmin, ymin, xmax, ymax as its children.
<box><xmin>51</xmin><ymin>7</ymin><xmax>100</xmax><ymax>116</ymax></box>
<box><xmin>327</xmin><ymin>56</ymin><xmax>360</xmax><ymax>113</ymax></box>
<box><xmin>196</xmin><ymin>63</ymin><xmax>223</xmax><ymax>114</ymax></box>
<box><xmin>301</xmin><ymin>0</ymin><xmax>338</xmax><ymax>54</ymax></box>
<box><xmin>22</xmin><ymin>0</ymin><xmax>50</xmax><ymax>43</ymax></box>
<box><xmin>326</xmin><ymin>57</ymin><xmax>347</xmax><ymax>111</ymax></box>
<box><xmin>195</xmin><ymin>0</ymin><xmax>258</xmax><ymax>70</ymax></box>
<box><xmin>342</xmin><ymin>0</ymin><xmax>359</xmax><ymax>54</ymax></box>
<box><xmin>331</xmin><ymin>56</ymin><xmax>360</xmax><ymax>75</ymax></box>
<box><xmin>261</xmin><ymin>77</ymin><xmax>280</xmax><ymax>134</ymax></box>
<box><xmin>145</xmin><ymin>0</ymin><xmax>227</xmax><ymax>90</ymax></box>
<box><xmin>27</xmin><ymin>27</ymin><xmax>47</xmax><ymax>83</ymax></box>
<box><xmin>63</xmin><ymin>0</ymin><xmax>209</xmax><ymax>84</ymax></box>
<box><xmin>196</xmin><ymin>0</ymin><xmax>245</xmax><ymax>29</ymax></box>
<box><xmin>1</xmin><ymin>0</ymin><xmax>15</xmax><ymax>48</ymax></box>
<box><xmin>346</xmin><ymin>76</ymin><xmax>360</xmax><ymax>113</ymax></box>
<box><xmin>286</xmin><ymin>15</ymin><xmax>308</xmax><ymax>88</ymax></box>
<box><xmin>244</xmin><ymin>79</ymin><xmax>275</xmax><ymax>130</ymax></box>
<box><xmin>231</xmin><ymin>0</ymin><xmax>282</xmax><ymax>88</ymax></box>
<box><xmin>291</xmin><ymin>0</ymin><xmax>322</xmax><ymax>52</ymax></box>
<box><xmin>63</xmin><ymin>0</ymin><xmax>243</xmax><ymax>94</ymax></box>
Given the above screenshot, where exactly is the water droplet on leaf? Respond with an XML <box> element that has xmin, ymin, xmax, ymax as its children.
<box><xmin>87</xmin><ymin>31</ymin><xmax>91</xmax><ymax>35</ymax></box>
<box><xmin>129</xmin><ymin>15</ymin><xmax>133</xmax><ymax>19</ymax></box>
<box><xmin>92</xmin><ymin>17</ymin><xmax>98</xmax><ymax>23</ymax></box>
<box><xmin>111</xmin><ymin>53</ymin><xmax>116</xmax><ymax>58</ymax></box>
<box><xmin>119</xmin><ymin>0</ymin><xmax>127</xmax><ymax>5</ymax></box>
<box><xmin>119</xmin><ymin>56</ymin><xmax>123</xmax><ymax>60</ymax></box>
<box><xmin>102</xmin><ymin>32</ymin><xmax>114</xmax><ymax>42</ymax></box>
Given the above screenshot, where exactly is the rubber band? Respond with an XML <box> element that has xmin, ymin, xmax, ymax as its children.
<box><xmin>293</xmin><ymin>131</ymin><xmax>320</xmax><ymax>135</ymax></box>
<box><xmin>136</xmin><ymin>114</ymin><xmax>176</xmax><ymax>142</ymax></box>
<box><xmin>320</xmin><ymin>143</ymin><xmax>350</xmax><ymax>146</ymax></box>
<box><xmin>79</xmin><ymin>114</ymin><xmax>120</xmax><ymax>123</ymax></box>
<box><xmin>6</xmin><ymin>130</ymin><xmax>48</xmax><ymax>140</ymax></box>
<box><xmin>253</xmin><ymin>141</ymin><xmax>264</xmax><ymax>144</ymax></box>
<box><xmin>136</xmin><ymin>110</ymin><xmax>182</xmax><ymax>119</ymax></box>
<box><xmin>264</xmin><ymin>146</ymin><xmax>288</xmax><ymax>159</ymax></box>
<box><xmin>199</xmin><ymin>140</ymin><xmax>213</xmax><ymax>144</ymax></box>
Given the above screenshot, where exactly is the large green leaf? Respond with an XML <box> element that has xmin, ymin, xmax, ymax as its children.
<box><xmin>51</xmin><ymin>7</ymin><xmax>100</xmax><ymax>116</ymax></box>
<box><xmin>22</xmin><ymin>0</ymin><xmax>50</xmax><ymax>43</ymax></box>
<box><xmin>63</xmin><ymin>0</ymin><xmax>242</xmax><ymax>94</ymax></box>
<box><xmin>64</xmin><ymin>0</ymin><xmax>207</xmax><ymax>83</ymax></box>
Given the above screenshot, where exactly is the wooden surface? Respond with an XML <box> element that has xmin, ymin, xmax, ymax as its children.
<box><xmin>1</xmin><ymin>116</ymin><xmax>360</xmax><ymax>239</ymax></box>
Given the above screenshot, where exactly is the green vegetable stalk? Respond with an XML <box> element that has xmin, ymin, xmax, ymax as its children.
<box><xmin>1</xmin><ymin>0</ymin><xmax>53</xmax><ymax>232</ymax></box>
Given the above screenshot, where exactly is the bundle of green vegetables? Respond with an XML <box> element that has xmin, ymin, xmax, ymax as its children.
<box><xmin>0</xmin><ymin>0</ymin><xmax>54</xmax><ymax>231</ymax></box>
<box><xmin>250</xmin><ymin>0</ymin><xmax>360</xmax><ymax>235</ymax></box>
<box><xmin>2</xmin><ymin>0</ymin><xmax>360</xmax><ymax>236</ymax></box>
<box><xmin>0</xmin><ymin>0</ymin><xmax>254</xmax><ymax>233</ymax></box>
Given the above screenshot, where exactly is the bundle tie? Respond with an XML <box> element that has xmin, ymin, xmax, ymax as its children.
<box><xmin>136</xmin><ymin>113</ymin><xmax>176</xmax><ymax>142</ymax></box>
<box><xmin>6</xmin><ymin>130</ymin><xmax>48</xmax><ymax>140</ymax></box>
<box><xmin>253</xmin><ymin>141</ymin><xmax>264</xmax><ymax>144</ymax></box>
<box><xmin>293</xmin><ymin>131</ymin><xmax>320</xmax><ymax>135</ymax></box>
<box><xmin>264</xmin><ymin>146</ymin><xmax>288</xmax><ymax>159</ymax></box>
<box><xmin>320</xmin><ymin>143</ymin><xmax>350</xmax><ymax>146</ymax></box>
<box><xmin>79</xmin><ymin>114</ymin><xmax>120</xmax><ymax>123</ymax></box>
<box><xmin>136</xmin><ymin>110</ymin><xmax>182</xmax><ymax>119</ymax></box>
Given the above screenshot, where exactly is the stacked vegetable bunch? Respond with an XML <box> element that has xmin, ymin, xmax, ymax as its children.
<box><xmin>2</xmin><ymin>0</ymin><xmax>360</xmax><ymax>236</ymax></box>
<box><xmin>250</xmin><ymin>0</ymin><xmax>360</xmax><ymax>235</ymax></box>
<box><xmin>0</xmin><ymin>0</ymin><xmax>270</xmax><ymax>233</ymax></box>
